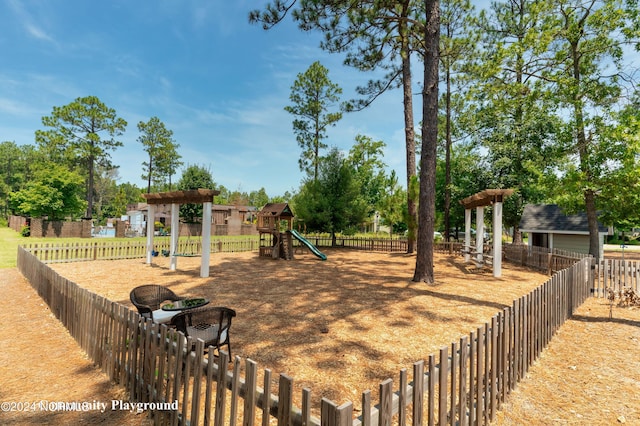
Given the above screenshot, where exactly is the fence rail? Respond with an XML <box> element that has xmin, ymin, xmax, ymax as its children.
<box><xmin>297</xmin><ymin>236</ymin><xmax>409</xmax><ymax>252</ymax></box>
<box><xmin>16</xmin><ymin>242</ymin><xmax>606</xmax><ymax>425</ymax></box>
<box><xmin>22</xmin><ymin>236</ymin><xmax>408</xmax><ymax>264</ymax></box>
<box><xmin>503</xmin><ymin>244</ymin><xmax>590</xmax><ymax>275</ymax></box>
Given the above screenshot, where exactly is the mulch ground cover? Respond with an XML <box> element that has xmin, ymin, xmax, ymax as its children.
<box><xmin>4</xmin><ymin>248</ymin><xmax>639</xmax><ymax>424</ymax></box>
<box><xmin>494</xmin><ymin>296</ymin><xmax>640</xmax><ymax>425</ymax></box>
<box><xmin>0</xmin><ymin>268</ymin><xmax>152</xmax><ymax>425</ymax></box>
<box><xmin>47</xmin><ymin>249</ymin><xmax>556</xmax><ymax>417</ymax></box>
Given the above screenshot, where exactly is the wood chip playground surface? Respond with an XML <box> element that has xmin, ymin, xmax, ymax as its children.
<box><xmin>2</xmin><ymin>248</ymin><xmax>639</xmax><ymax>425</ymax></box>
<box><xmin>0</xmin><ymin>268</ymin><xmax>152</xmax><ymax>425</ymax></box>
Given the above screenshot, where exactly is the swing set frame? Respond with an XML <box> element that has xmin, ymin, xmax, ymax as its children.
<box><xmin>142</xmin><ymin>189</ymin><xmax>219</xmax><ymax>278</ymax></box>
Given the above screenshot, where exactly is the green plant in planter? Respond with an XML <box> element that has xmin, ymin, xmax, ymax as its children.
<box><xmin>183</xmin><ymin>298</ymin><xmax>206</xmax><ymax>307</ymax></box>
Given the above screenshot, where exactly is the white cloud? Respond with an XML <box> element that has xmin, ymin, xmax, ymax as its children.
<box><xmin>0</xmin><ymin>97</ymin><xmax>37</xmax><ymax>117</ymax></box>
<box><xmin>7</xmin><ymin>0</ymin><xmax>56</xmax><ymax>44</ymax></box>
<box><xmin>25</xmin><ymin>23</ymin><xmax>53</xmax><ymax>42</ymax></box>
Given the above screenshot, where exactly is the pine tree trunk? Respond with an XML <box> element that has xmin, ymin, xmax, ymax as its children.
<box><xmin>413</xmin><ymin>0</ymin><xmax>440</xmax><ymax>283</ymax></box>
<box><xmin>513</xmin><ymin>225</ymin><xmax>523</xmax><ymax>244</ymax></box>
<box><xmin>86</xmin><ymin>155</ymin><xmax>94</xmax><ymax>219</ymax></box>
<box><xmin>570</xmin><ymin>37</ymin><xmax>600</xmax><ymax>259</ymax></box>
<box><xmin>400</xmin><ymin>0</ymin><xmax>417</xmax><ymax>254</ymax></box>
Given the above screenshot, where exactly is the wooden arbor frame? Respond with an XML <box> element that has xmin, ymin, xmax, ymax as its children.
<box><xmin>142</xmin><ymin>189</ymin><xmax>220</xmax><ymax>278</ymax></box>
<box><xmin>460</xmin><ymin>189</ymin><xmax>514</xmax><ymax>277</ymax></box>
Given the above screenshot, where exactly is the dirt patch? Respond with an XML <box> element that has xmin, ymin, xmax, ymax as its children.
<box><xmin>600</xmin><ymin>249</ymin><xmax>640</xmax><ymax>261</ymax></box>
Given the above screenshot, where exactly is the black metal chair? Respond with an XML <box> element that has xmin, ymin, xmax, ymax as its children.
<box><xmin>170</xmin><ymin>306</ymin><xmax>236</xmax><ymax>359</ymax></box>
<box><xmin>129</xmin><ymin>284</ymin><xmax>184</xmax><ymax>321</ymax></box>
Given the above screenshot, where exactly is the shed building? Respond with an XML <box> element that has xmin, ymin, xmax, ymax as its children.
<box><xmin>519</xmin><ymin>204</ymin><xmax>609</xmax><ymax>258</ymax></box>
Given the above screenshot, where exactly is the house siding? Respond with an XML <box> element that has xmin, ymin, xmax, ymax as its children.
<box><xmin>553</xmin><ymin>234</ymin><xmax>590</xmax><ymax>254</ymax></box>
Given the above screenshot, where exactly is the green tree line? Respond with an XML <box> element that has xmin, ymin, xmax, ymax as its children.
<box><xmin>0</xmin><ymin>96</ymin><xmax>292</xmax><ymax>225</ymax></box>
<box><xmin>1</xmin><ymin>0</ymin><xmax>638</xmax><ymax>286</ymax></box>
<box><xmin>252</xmin><ymin>0</ymin><xmax>639</xmax><ymax>282</ymax></box>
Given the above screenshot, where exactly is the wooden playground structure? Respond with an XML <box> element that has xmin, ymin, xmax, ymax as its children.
<box><xmin>256</xmin><ymin>203</ymin><xmax>327</xmax><ymax>260</ymax></box>
<box><xmin>256</xmin><ymin>203</ymin><xmax>295</xmax><ymax>259</ymax></box>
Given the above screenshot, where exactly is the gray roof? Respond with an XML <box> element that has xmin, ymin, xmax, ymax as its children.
<box><xmin>519</xmin><ymin>204</ymin><xmax>608</xmax><ymax>234</ymax></box>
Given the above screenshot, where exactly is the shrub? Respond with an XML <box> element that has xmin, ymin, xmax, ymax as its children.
<box><xmin>21</xmin><ymin>225</ymin><xmax>30</xmax><ymax>237</ymax></box>
<box><xmin>606</xmin><ymin>286</ymin><xmax>640</xmax><ymax>318</ymax></box>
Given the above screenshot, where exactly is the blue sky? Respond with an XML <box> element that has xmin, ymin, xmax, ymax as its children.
<box><xmin>1</xmin><ymin>0</ymin><xmax>410</xmax><ymax>197</ymax></box>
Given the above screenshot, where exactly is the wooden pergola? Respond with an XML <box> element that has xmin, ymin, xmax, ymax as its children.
<box><xmin>142</xmin><ymin>189</ymin><xmax>220</xmax><ymax>278</ymax></box>
<box><xmin>460</xmin><ymin>189</ymin><xmax>514</xmax><ymax>277</ymax></box>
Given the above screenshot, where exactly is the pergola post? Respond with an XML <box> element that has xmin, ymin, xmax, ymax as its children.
<box><xmin>200</xmin><ymin>201</ymin><xmax>212</xmax><ymax>278</ymax></box>
<box><xmin>476</xmin><ymin>206</ymin><xmax>485</xmax><ymax>267</ymax></box>
<box><xmin>464</xmin><ymin>208</ymin><xmax>472</xmax><ymax>263</ymax></box>
<box><xmin>146</xmin><ymin>204</ymin><xmax>156</xmax><ymax>265</ymax></box>
<box><xmin>170</xmin><ymin>203</ymin><xmax>179</xmax><ymax>271</ymax></box>
<box><xmin>493</xmin><ymin>198</ymin><xmax>503</xmax><ymax>277</ymax></box>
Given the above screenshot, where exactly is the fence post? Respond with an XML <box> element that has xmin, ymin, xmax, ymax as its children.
<box><xmin>439</xmin><ymin>346</ymin><xmax>448</xmax><ymax>426</ymax></box>
<box><xmin>320</xmin><ymin>398</ymin><xmax>353</xmax><ymax>426</ymax></box>
<box><xmin>568</xmin><ymin>265</ymin><xmax>575</xmax><ymax>317</ymax></box>
<box><xmin>277</xmin><ymin>374</ymin><xmax>293</xmax><ymax>426</ymax></box>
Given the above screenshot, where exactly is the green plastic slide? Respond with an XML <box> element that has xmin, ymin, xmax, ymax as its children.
<box><xmin>289</xmin><ymin>230</ymin><xmax>327</xmax><ymax>260</ymax></box>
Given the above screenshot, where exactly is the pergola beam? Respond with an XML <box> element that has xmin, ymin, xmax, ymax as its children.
<box><xmin>460</xmin><ymin>189</ymin><xmax>514</xmax><ymax>210</ymax></box>
<box><xmin>142</xmin><ymin>189</ymin><xmax>220</xmax><ymax>205</ymax></box>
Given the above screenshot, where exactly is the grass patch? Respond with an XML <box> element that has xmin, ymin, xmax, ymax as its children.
<box><xmin>0</xmin><ymin>227</ymin><xmax>32</xmax><ymax>268</ymax></box>
<box><xmin>0</xmin><ymin>227</ymin><xmax>96</xmax><ymax>268</ymax></box>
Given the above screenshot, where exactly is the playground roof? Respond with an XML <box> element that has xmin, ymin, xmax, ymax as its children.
<box><xmin>460</xmin><ymin>189</ymin><xmax>514</xmax><ymax>209</ymax></box>
<box><xmin>142</xmin><ymin>189</ymin><xmax>220</xmax><ymax>205</ymax></box>
<box><xmin>258</xmin><ymin>203</ymin><xmax>294</xmax><ymax>218</ymax></box>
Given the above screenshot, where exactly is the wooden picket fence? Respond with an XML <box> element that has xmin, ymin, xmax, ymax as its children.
<box><xmin>16</xmin><ymin>243</ymin><xmax>598</xmax><ymax>425</ymax></box>
<box><xmin>593</xmin><ymin>257</ymin><xmax>640</xmax><ymax>297</ymax></box>
<box><xmin>299</xmin><ymin>238</ymin><xmax>489</xmax><ymax>256</ymax></box>
<box><xmin>297</xmin><ymin>236</ymin><xmax>409</xmax><ymax>253</ymax></box>
<box><xmin>20</xmin><ymin>237</ymin><xmax>491</xmax><ymax>263</ymax></box>
<box><xmin>503</xmin><ymin>244</ymin><xmax>591</xmax><ymax>275</ymax></box>
<box><xmin>21</xmin><ymin>239</ymin><xmax>260</xmax><ymax>264</ymax></box>
<box><xmin>21</xmin><ymin>237</ymin><xmax>429</xmax><ymax>263</ymax></box>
